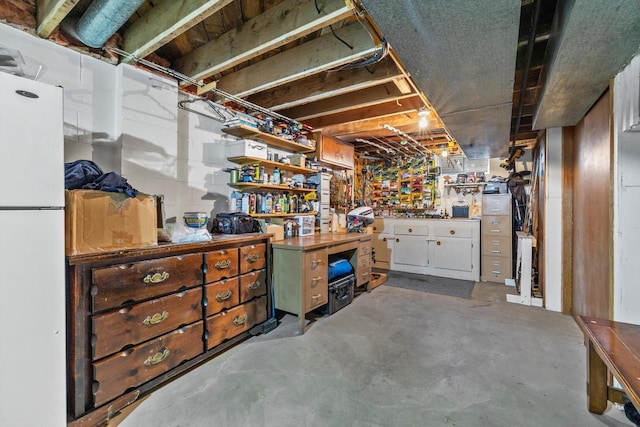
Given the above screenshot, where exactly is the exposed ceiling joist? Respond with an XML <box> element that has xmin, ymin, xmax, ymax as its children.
<box><xmin>280</xmin><ymin>83</ymin><xmax>414</xmax><ymax>120</ymax></box>
<box><xmin>307</xmin><ymin>95</ymin><xmax>423</xmax><ymax>130</ymax></box>
<box><xmin>324</xmin><ymin>112</ymin><xmax>439</xmax><ymax>141</ymax></box>
<box><xmin>174</xmin><ymin>0</ymin><xmax>354</xmax><ymax>82</ymax></box>
<box><xmin>215</xmin><ymin>22</ymin><xmax>379</xmax><ymax>97</ymax></box>
<box><xmin>36</xmin><ymin>0</ymin><xmax>79</xmax><ymax>38</ymax></box>
<box><xmin>246</xmin><ymin>55</ymin><xmax>402</xmax><ymax>110</ymax></box>
<box><xmin>122</xmin><ymin>0</ymin><xmax>234</xmax><ymax>62</ymax></box>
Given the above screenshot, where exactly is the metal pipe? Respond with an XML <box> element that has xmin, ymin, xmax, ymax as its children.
<box><xmin>76</xmin><ymin>0</ymin><xmax>146</xmax><ymax>48</ymax></box>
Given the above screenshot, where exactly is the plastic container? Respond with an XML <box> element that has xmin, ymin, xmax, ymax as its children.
<box><xmin>183</xmin><ymin>212</ymin><xmax>208</xmax><ymax>228</ymax></box>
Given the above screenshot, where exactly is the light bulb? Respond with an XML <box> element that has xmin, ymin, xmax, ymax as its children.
<box><xmin>419</xmin><ymin>116</ymin><xmax>428</xmax><ymax>128</ymax></box>
<box><xmin>441</xmin><ymin>149</ymin><xmax>448</xmax><ymax>158</ymax></box>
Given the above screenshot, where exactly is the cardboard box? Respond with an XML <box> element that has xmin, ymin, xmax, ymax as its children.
<box><xmin>65</xmin><ymin>190</ymin><xmax>158</xmax><ymax>256</ymax></box>
<box><xmin>266</xmin><ymin>224</ymin><xmax>284</xmax><ymax>242</ymax></box>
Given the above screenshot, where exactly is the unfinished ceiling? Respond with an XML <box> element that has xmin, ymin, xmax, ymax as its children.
<box><xmin>2</xmin><ymin>0</ymin><xmax>640</xmax><ymax>161</ymax></box>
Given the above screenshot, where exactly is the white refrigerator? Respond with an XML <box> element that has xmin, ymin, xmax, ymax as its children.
<box><xmin>0</xmin><ymin>71</ymin><xmax>67</xmax><ymax>426</ymax></box>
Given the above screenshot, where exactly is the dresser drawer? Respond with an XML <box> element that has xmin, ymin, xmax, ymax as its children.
<box><xmin>358</xmin><ymin>254</ymin><xmax>371</xmax><ymax>270</ymax></box>
<box><xmin>204</xmin><ymin>277</ymin><xmax>240</xmax><ymax>316</ymax></box>
<box><xmin>240</xmin><ymin>243</ymin><xmax>266</xmax><ymax>273</ymax></box>
<box><xmin>481</xmin><ymin>256</ymin><xmax>512</xmax><ymax>281</ymax></box>
<box><xmin>206</xmin><ymin>296</ymin><xmax>268</xmax><ymax>350</ymax></box>
<box><xmin>481</xmin><ymin>216</ymin><xmax>511</xmax><ymax>236</ymax></box>
<box><xmin>205</xmin><ymin>248</ymin><xmax>239</xmax><ymax>283</ymax></box>
<box><xmin>92</xmin><ymin>254</ymin><xmax>203</xmax><ymax>312</ymax></box>
<box><xmin>239</xmin><ymin>269</ymin><xmax>267</xmax><ymax>303</ymax></box>
<box><xmin>359</xmin><ymin>242</ymin><xmax>372</xmax><ymax>258</ymax></box>
<box><xmin>432</xmin><ymin>222</ymin><xmax>473</xmax><ymax>238</ymax></box>
<box><xmin>92</xmin><ymin>321</ymin><xmax>203</xmax><ymax>407</ymax></box>
<box><xmin>92</xmin><ymin>288</ymin><xmax>202</xmax><ymax>360</ymax></box>
<box><xmin>481</xmin><ymin>236</ymin><xmax>512</xmax><ymax>257</ymax></box>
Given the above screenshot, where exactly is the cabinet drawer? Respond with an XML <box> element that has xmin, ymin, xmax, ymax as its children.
<box><xmin>239</xmin><ymin>269</ymin><xmax>267</xmax><ymax>302</ymax></box>
<box><xmin>481</xmin><ymin>236</ymin><xmax>512</xmax><ymax>257</ymax></box>
<box><xmin>482</xmin><ymin>194</ymin><xmax>511</xmax><ymax>216</ymax></box>
<box><xmin>304</xmin><ymin>249</ymin><xmax>328</xmax><ymax>311</ymax></box>
<box><xmin>92</xmin><ymin>254</ymin><xmax>203</xmax><ymax>312</ymax></box>
<box><xmin>204</xmin><ymin>277</ymin><xmax>240</xmax><ymax>316</ymax></box>
<box><xmin>358</xmin><ymin>268</ymin><xmax>371</xmax><ymax>286</ymax></box>
<box><xmin>93</xmin><ymin>321</ymin><xmax>203</xmax><ymax>407</ymax></box>
<box><xmin>481</xmin><ymin>216</ymin><xmax>511</xmax><ymax>236</ymax></box>
<box><xmin>205</xmin><ymin>248</ymin><xmax>239</xmax><ymax>283</ymax></box>
<box><xmin>393</xmin><ymin>224</ymin><xmax>428</xmax><ymax>236</ymax></box>
<box><xmin>359</xmin><ymin>242</ymin><xmax>372</xmax><ymax>258</ymax></box>
<box><xmin>206</xmin><ymin>296</ymin><xmax>268</xmax><ymax>350</ymax></box>
<box><xmin>240</xmin><ymin>243</ymin><xmax>266</xmax><ymax>273</ymax></box>
<box><xmin>481</xmin><ymin>256</ymin><xmax>512</xmax><ymax>279</ymax></box>
<box><xmin>92</xmin><ymin>288</ymin><xmax>202</xmax><ymax>360</ymax></box>
<box><xmin>432</xmin><ymin>223</ymin><xmax>473</xmax><ymax>238</ymax></box>
<box><xmin>358</xmin><ymin>254</ymin><xmax>371</xmax><ymax>270</ymax></box>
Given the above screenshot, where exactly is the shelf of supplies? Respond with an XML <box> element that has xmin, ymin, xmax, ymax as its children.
<box><xmin>227</xmin><ymin>156</ymin><xmax>316</xmax><ymax>174</ymax></box>
<box><xmin>250</xmin><ymin>212</ymin><xmax>316</xmax><ymax>218</ymax></box>
<box><xmin>228</xmin><ymin>183</ymin><xmax>316</xmax><ymax>193</ymax></box>
<box><xmin>444</xmin><ymin>182</ymin><xmax>487</xmax><ymax>187</ymax></box>
<box><xmin>222</xmin><ymin>125</ymin><xmax>316</xmax><ymax>154</ymax></box>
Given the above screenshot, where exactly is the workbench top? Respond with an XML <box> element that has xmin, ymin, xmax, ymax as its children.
<box><xmin>270</xmin><ymin>232</ymin><xmax>371</xmax><ymax>252</ymax></box>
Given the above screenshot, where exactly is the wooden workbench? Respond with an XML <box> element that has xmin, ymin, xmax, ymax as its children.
<box><xmin>576</xmin><ymin>316</ymin><xmax>640</xmax><ymax>415</ymax></box>
<box><xmin>271</xmin><ymin>233</ymin><xmax>372</xmax><ymax>334</ymax></box>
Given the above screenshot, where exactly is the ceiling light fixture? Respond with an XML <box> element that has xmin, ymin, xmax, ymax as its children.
<box><xmin>417</xmin><ymin>107</ymin><xmax>430</xmax><ymax>129</ymax></box>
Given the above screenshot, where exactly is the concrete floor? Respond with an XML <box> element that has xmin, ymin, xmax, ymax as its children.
<box><xmin>117</xmin><ymin>281</ymin><xmax>633</xmax><ymax>427</ymax></box>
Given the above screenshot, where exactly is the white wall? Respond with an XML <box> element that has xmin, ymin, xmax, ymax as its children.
<box><xmin>613</xmin><ymin>54</ymin><xmax>640</xmax><ymax>325</ymax></box>
<box><xmin>0</xmin><ymin>23</ymin><xmax>237</xmax><ymax>225</ymax></box>
<box><xmin>544</xmin><ymin>128</ymin><xmax>563</xmax><ymax>312</ymax></box>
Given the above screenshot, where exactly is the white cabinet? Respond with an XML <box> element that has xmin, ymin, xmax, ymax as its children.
<box><xmin>377</xmin><ymin>218</ymin><xmax>480</xmax><ymax>281</ymax></box>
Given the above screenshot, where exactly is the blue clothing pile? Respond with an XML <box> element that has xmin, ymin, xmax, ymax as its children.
<box><xmin>64</xmin><ymin>160</ymin><xmax>139</xmax><ymax>197</ymax></box>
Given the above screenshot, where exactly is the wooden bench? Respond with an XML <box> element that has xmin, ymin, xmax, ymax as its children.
<box><xmin>576</xmin><ymin>316</ymin><xmax>640</xmax><ymax>414</ymax></box>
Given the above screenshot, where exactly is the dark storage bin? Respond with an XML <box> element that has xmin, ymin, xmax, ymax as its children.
<box><xmin>323</xmin><ymin>273</ymin><xmax>355</xmax><ymax>315</ymax></box>
<box><xmin>452</xmin><ymin>205</ymin><xmax>469</xmax><ymax>218</ymax></box>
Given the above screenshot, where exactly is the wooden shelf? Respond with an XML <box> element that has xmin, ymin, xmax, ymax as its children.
<box><xmin>227</xmin><ymin>156</ymin><xmax>316</xmax><ymax>174</ymax></box>
<box><xmin>222</xmin><ymin>125</ymin><xmax>315</xmax><ymax>154</ymax></box>
<box><xmin>250</xmin><ymin>212</ymin><xmax>316</xmax><ymax>218</ymax></box>
<box><xmin>444</xmin><ymin>182</ymin><xmax>487</xmax><ymax>187</ymax></box>
<box><xmin>228</xmin><ymin>183</ymin><xmax>316</xmax><ymax>193</ymax></box>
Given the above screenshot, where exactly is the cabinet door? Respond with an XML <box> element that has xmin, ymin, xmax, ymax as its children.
<box><xmin>393</xmin><ymin>235</ymin><xmax>428</xmax><ymax>267</ymax></box>
<box><xmin>429</xmin><ymin>238</ymin><xmax>473</xmax><ymax>272</ymax></box>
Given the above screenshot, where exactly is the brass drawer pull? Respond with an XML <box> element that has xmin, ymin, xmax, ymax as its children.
<box><xmin>382</xmin><ymin>237</ymin><xmax>387</xmax><ymax>242</ymax></box>
<box><xmin>143</xmin><ymin>271</ymin><xmax>169</xmax><ymax>284</ymax></box>
<box><xmin>142</xmin><ymin>311</ymin><xmax>169</xmax><ymax>326</ymax></box>
<box><xmin>491</xmin><ymin>250</ymin><xmax>501</xmax><ymax>253</ymax></box>
<box><xmin>408</xmin><ymin>228</ymin><xmax>413</xmax><ymax>233</ymax></box>
<box><xmin>215</xmin><ymin>260</ymin><xmax>232</xmax><ymax>270</ymax></box>
<box><xmin>247</xmin><ymin>254</ymin><xmax>260</xmax><ymax>263</ymax></box>
<box><xmin>311</xmin><ymin>276</ymin><xmax>322</xmax><ymax>286</ymax></box>
<box><xmin>450</xmin><ymin>229</ymin><xmax>455</xmax><ymax>235</ymax></box>
<box><xmin>144</xmin><ymin>348</ymin><xmax>170</xmax><ymax>366</ymax></box>
<box><xmin>215</xmin><ymin>290</ymin><xmax>233</xmax><ymax>302</ymax></box>
<box><xmin>248</xmin><ymin>280</ymin><xmax>261</xmax><ymax>290</ymax></box>
<box><xmin>436</xmin><ymin>241</ymin><xmax>441</xmax><ymax>246</ymax></box>
<box><xmin>311</xmin><ymin>259</ymin><xmax>323</xmax><ymax>266</ymax></box>
<box><xmin>233</xmin><ymin>314</ymin><xmax>248</xmax><ymax>326</ymax></box>
<box><xmin>311</xmin><ymin>294</ymin><xmax>322</xmax><ymax>302</ymax></box>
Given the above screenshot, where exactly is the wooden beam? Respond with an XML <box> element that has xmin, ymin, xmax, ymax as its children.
<box><xmin>175</xmin><ymin>0</ymin><xmax>355</xmax><ymax>82</ymax></box>
<box><xmin>246</xmin><ymin>55</ymin><xmax>401</xmax><ymax>110</ymax></box>
<box><xmin>122</xmin><ymin>0</ymin><xmax>234</xmax><ymax>62</ymax></box>
<box><xmin>323</xmin><ymin>111</ymin><xmax>423</xmax><ymax>139</ymax></box>
<box><xmin>36</xmin><ymin>0</ymin><xmax>80</xmax><ymax>38</ymax></box>
<box><xmin>393</xmin><ymin>77</ymin><xmax>412</xmax><ymax>94</ymax></box>
<box><xmin>305</xmin><ymin>95</ymin><xmax>423</xmax><ymax>129</ymax></box>
<box><xmin>216</xmin><ymin>22</ymin><xmax>379</xmax><ymax>97</ymax></box>
<box><xmin>280</xmin><ymin>83</ymin><xmax>414</xmax><ymax>120</ymax></box>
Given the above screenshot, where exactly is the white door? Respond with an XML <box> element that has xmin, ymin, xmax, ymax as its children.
<box><xmin>429</xmin><ymin>237</ymin><xmax>473</xmax><ymax>272</ymax></box>
<box><xmin>393</xmin><ymin>235</ymin><xmax>429</xmax><ymax>267</ymax></box>
<box><xmin>0</xmin><ymin>210</ymin><xmax>66</xmax><ymax>426</ymax></box>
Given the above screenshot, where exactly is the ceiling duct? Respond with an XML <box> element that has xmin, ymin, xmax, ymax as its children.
<box><xmin>74</xmin><ymin>0</ymin><xmax>145</xmax><ymax>48</ymax></box>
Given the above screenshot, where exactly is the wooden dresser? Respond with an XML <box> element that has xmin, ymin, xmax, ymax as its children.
<box><xmin>272</xmin><ymin>233</ymin><xmax>372</xmax><ymax>334</ymax></box>
<box><xmin>66</xmin><ymin>234</ymin><xmax>271</xmax><ymax>426</ymax></box>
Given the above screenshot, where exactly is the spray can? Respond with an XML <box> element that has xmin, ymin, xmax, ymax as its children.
<box><xmin>249</xmin><ymin>193</ymin><xmax>256</xmax><ymax>214</ymax></box>
<box><xmin>265</xmin><ymin>193</ymin><xmax>273</xmax><ymax>214</ymax></box>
